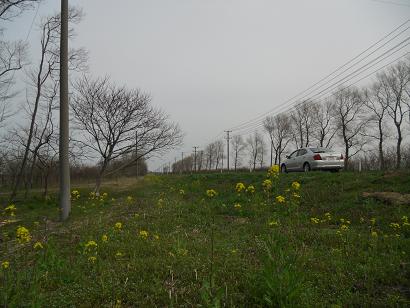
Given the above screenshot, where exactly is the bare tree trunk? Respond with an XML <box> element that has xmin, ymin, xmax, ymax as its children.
<box><xmin>396</xmin><ymin>127</ymin><xmax>402</xmax><ymax>169</ymax></box>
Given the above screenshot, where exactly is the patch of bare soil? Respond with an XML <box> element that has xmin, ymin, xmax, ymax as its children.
<box><xmin>362</xmin><ymin>191</ymin><xmax>410</xmax><ymax>205</ymax></box>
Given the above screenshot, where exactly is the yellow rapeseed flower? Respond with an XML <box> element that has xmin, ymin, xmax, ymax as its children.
<box><xmin>85</xmin><ymin>240</ymin><xmax>98</xmax><ymax>249</ymax></box>
<box><xmin>126</xmin><ymin>196</ymin><xmax>133</xmax><ymax>203</ymax></box>
<box><xmin>234</xmin><ymin>203</ymin><xmax>241</xmax><ymax>209</ymax></box>
<box><xmin>324</xmin><ymin>212</ymin><xmax>331</xmax><ymax>220</ymax></box>
<box><xmin>1</xmin><ymin>261</ymin><xmax>9</xmax><ymax>269</ymax></box>
<box><xmin>153</xmin><ymin>234</ymin><xmax>160</xmax><ymax>240</ymax></box>
<box><xmin>340</xmin><ymin>224</ymin><xmax>349</xmax><ymax>231</ymax></box>
<box><xmin>139</xmin><ymin>230</ymin><xmax>149</xmax><ymax>239</ymax></box>
<box><xmin>262</xmin><ymin>179</ymin><xmax>273</xmax><ymax>191</ymax></box>
<box><xmin>33</xmin><ymin>242</ymin><xmax>44</xmax><ymax>250</ymax></box>
<box><xmin>371</xmin><ymin>231</ymin><xmax>378</xmax><ymax>237</ymax></box>
<box><xmin>291</xmin><ymin>181</ymin><xmax>300</xmax><ymax>190</ymax></box>
<box><xmin>115</xmin><ymin>222</ymin><xmax>122</xmax><ymax>230</ymax></box>
<box><xmin>179</xmin><ymin>189</ymin><xmax>185</xmax><ymax>196</ymax></box>
<box><xmin>88</xmin><ymin>256</ymin><xmax>97</xmax><ymax>263</ymax></box>
<box><xmin>235</xmin><ymin>182</ymin><xmax>246</xmax><ymax>193</ymax></box>
<box><xmin>267</xmin><ymin>165</ymin><xmax>280</xmax><ymax>177</ymax></box>
<box><xmin>206</xmin><ymin>189</ymin><xmax>217</xmax><ymax>198</ymax></box>
<box><xmin>268</xmin><ymin>220</ymin><xmax>279</xmax><ymax>227</ymax></box>
<box><xmin>246</xmin><ymin>185</ymin><xmax>255</xmax><ymax>193</ymax></box>
<box><xmin>115</xmin><ymin>251</ymin><xmax>124</xmax><ymax>257</ymax></box>
<box><xmin>390</xmin><ymin>222</ymin><xmax>400</xmax><ymax>229</ymax></box>
<box><xmin>101</xmin><ymin>234</ymin><xmax>108</xmax><ymax>242</ymax></box>
<box><xmin>310</xmin><ymin>217</ymin><xmax>320</xmax><ymax>224</ymax></box>
<box><xmin>16</xmin><ymin>226</ymin><xmax>31</xmax><ymax>243</ymax></box>
<box><xmin>275</xmin><ymin>195</ymin><xmax>285</xmax><ymax>203</ymax></box>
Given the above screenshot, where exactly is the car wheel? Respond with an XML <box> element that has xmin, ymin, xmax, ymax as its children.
<box><xmin>281</xmin><ymin>164</ymin><xmax>287</xmax><ymax>173</ymax></box>
<box><xmin>303</xmin><ymin>162</ymin><xmax>311</xmax><ymax>172</ymax></box>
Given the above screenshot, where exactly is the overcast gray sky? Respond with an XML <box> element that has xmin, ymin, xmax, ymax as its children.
<box><xmin>4</xmin><ymin>0</ymin><xmax>410</xmax><ymax>170</ymax></box>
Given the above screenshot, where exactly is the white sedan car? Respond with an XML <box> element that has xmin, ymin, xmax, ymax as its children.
<box><xmin>281</xmin><ymin>147</ymin><xmax>344</xmax><ymax>173</ymax></box>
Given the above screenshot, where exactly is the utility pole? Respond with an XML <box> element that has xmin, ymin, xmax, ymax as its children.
<box><xmin>193</xmin><ymin>146</ymin><xmax>198</xmax><ymax>172</ymax></box>
<box><xmin>224</xmin><ymin>131</ymin><xmax>232</xmax><ymax>171</ymax></box>
<box><xmin>59</xmin><ymin>0</ymin><xmax>70</xmax><ymax>221</ymax></box>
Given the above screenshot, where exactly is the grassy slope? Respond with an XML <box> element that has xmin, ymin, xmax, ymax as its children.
<box><xmin>0</xmin><ymin>170</ymin><xmax>409</xmax><ymax>307</ymax></box>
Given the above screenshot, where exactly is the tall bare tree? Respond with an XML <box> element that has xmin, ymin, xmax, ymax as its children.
<box><xmin>264</xmin><ymin>114</ymin><xmax>291</xmax><ymax>166</ymax></box>
<box><xmin>231</xmin><ymin>134</ymin><xmax>245</xmax><ymax>171</ymax></box>
<box><xmin>363</xmin><ymin>80</ymin><xmax>390</xmax><ymax>170</ymax></box>
<box><xmin>290</xmin><ymin>100</ymin><xmax>316</xmax><ymax>148</ymax></box>
<box><xmin>333</xmin><ymin>87</ymin><xmax>368</xmax><ymax>169</ymax></box>
<box><xmin>379</xmin><ymin>59</ymin><xmax>410</xmax><ymax>169</ymax></box>
<box><xmin>0</xmin><ymin>0</ymin><xmax>40</xmax><ymax>21</ymax></box>
<box><xmin>9</xmin><ymin>7</ymin><xmax>85</xmax><ymax>200</ymax></box>
<box><xmin>72</xmin><ymin>76</ymin><xmax>183</xmax><ymax>194</ymax></box>
<box><xmin>246</xmin><ymin>131</ymin><xmax>263</xmax><ymax>171</ymax></box>
<box><xmin>312</xmin><ymin>100</ymin><xmax>337</xmax><ymax>148</ymax></box>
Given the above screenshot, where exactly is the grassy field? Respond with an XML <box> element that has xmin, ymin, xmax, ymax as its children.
<box><xmin>0</xmin><ymin>170</ymin><xmax>409</xmax><ymax>307</ymax></box>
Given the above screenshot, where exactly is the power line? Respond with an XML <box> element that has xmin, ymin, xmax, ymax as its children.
<box><xmin>230</xmin><ymin>38</ymin><xmax>410</xmax><ymax>135</ymax></box>
<box><xmin>227</xmin><ymin>19</ymin><xmax>409</xmax><ymax>132</ymax></box>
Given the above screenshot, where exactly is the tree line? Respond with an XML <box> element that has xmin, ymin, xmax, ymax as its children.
<box><xmin>171</xmin><ymin>58</ymin><xmax>410</xmax><ymax>173</ymax></box>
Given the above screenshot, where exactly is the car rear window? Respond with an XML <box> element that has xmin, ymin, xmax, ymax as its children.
<box><xmin>309</xmin><ymin>147</ymin><xmax>332</xmax><ymax>153</ymax></box>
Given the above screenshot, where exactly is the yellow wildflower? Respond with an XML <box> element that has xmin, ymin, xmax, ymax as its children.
<box><xmin>235</xmin><ymin>182</ymin><xmax>246</xmax><ymax>193</ymax></box>
<box><xmin>33</xmin><ymin>242</ymin><xmax>44</xmax><ymax>250</ymax></box>
<box><xmin>1</xmin><ymin>261</ymin><xmax>9</xmax><ymax>269</ymax></box>
<box><xmin>206</xmin><ymin>189</ymin><xmax>217</xmax><ymax>198</ymax></box>
<box><xmin>246</xmin><ymin>185</ymin><xmax>255</xmax><ymax>193</ymax></box>
<box><xmin>275</xmin><ymin>195</ymin><xmax>285</xmax><ymax>203</ymax></box>
<box><xmin>4</xmin><ymin>204</ymin><xmax>16</xmax><ymax>215</ymax></box>
<box><xmin>291</xmin><ymin>181</ymin><xmax>300</xmax><ymax>190</ymax></box>
<box><xmin>179</xmin><ymin>189</ymin><xmax>185</xmax><ymax>196</ymax></box>
<box><xmin>234</xmin><ymin>203</ymin><xmax>241</xmax><ymax>209</ymax></box>
<box><xmin>101</xmin><ymin>234</ymin><xmax>108</xmax><ymax>242</ymax></box>
<box><xmin>370</xmin><ymin>218</ymin><xmax>376</xmax><ymax>225</ymax></box>
<box><xmin>268</xmin><ymin>220</ymin><xmax>279</xmax><ymax>227</ymax></box>
<box><xmin>126</xmin><ymin>196</ymin><xmax>133</xmax><ymax>202</ymax></box>
<box><xmin>114</xmin><ymin>222</ymin><xmax>122</xmax><ymax>230</ymax></box>
<box><xmin>371</xmin><ymin>231</ymin><xmax>378</xmax><ymax>237</ymax></box>
<box><xmin>16</xmin><ymin>226</ymin><xmax>31</xmax><ymax>243</ymax></box>
<box><xmin>340</xmin><ymin>224</ymin><xmax>349</xmax><ymax>231</ymax></box>
<box><xmin>262</xmin><ymin>179</ymin><xmax>272</xmax><ymax>191</ymax></box>
<box><xmin>310</xmin><ymin>217</ymin><xmax>320</xmax><ymax>224</ymax></box>
<box><xmin>139</xmin><ymin>230</ymin><xmax>149</xmax><ymax>239</ymax></box>
<box><xmin>324</xmin><ymin>212</ymin><xmax>331</xmax><ymax>220</ymax></box>
<box><xmin>267</xmin><ymin>165</ymin><xmax>280</xmax><ymax>177</ymax></box>
<box><xmin>85</xmin><ymin>240</ymin><xmax>98</xmax><ymax>249</ymax></box>
<box><xmin>115</xmin><ymin>251</ymin><xmax>124</xmax><ymax>257</ymax></box>
<box><xmin>390</xmin><ymin>222</ymin><xmax>400</xmax><ymax>229</ymax></box>
<box><xmin>88</xmin><ymin>256</ymin><xmax>97</xmax><ymax>263</ymax></box>
<box><xmin>292</xmin><ymin>193</ymin><xmax>301</xmax><ymax>199</ymax></box>
<box><xmin>153</xmin><ymin>234</ymin><xmax>160</xmax><ymax>240</ymax></box>
<box><xmin>71</xmin><ymin>190</ymin><xmax>80</xmax><ymax>199</ymax></box>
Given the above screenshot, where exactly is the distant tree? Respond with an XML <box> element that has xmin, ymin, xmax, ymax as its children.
<box><xmin>263</xmin><ymin>114</ymin><xmax>291</xmax><ymax>165</ymax></box>
<box><xmin>312</xmin><ymin>100</ymin><xmax>337</xmax><ymax>148</ymax></box>
<box><xmin>363</xmin><ymin>79</ymin><xmax>390</xmax><ymax>170</ymax></box>
<box><xmin>333</xmin><ymin>87</ymin><xmax>368</xmax><ymax>169</ymax></box>
<box><xmin>246</xmin><ymin>131</ymin><xmax>263</xmax><ymax>171</ymax></box>
<box><xmin>214</xmin><ymin>140</ymin><xmax>224</xmax><ymax>170</ymax></box>
<box><xmin>0</xmin><ymin>0</ymin><xmax>40</xmax><ymax>21</ymax></box>
<box><xmin>72</xmin><ymin>76</ymin><xmax>182</xmax><ymax>194</ymax></box>
<box><xmin>231</xmin><ymin>134</ymin><xmax>245</xmax><ymax>171</ymax></box>
<box><xmin>290</xmin><ymin>100</ymin><xmax>316</xmax><ymax>148</ymax></box>
<box><xmin>379</xmin><ymin>59</ymin><xmax>410</xmax><ymax>169</ymax></box>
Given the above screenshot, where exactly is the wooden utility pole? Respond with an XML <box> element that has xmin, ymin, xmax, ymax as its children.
<box><xmin>225</xmin><ymin>131</ymin><xmax>231</xmax><ymax>171</ymax></box>
<box><xmin>59</xmin><ymin>0</ymin><xmax>70</xmax><ymax>221</ymax></box>
<box><xmin>193</xmin><ymin>146</ymin><xmax>198</xmax><ymax>172</ymax></box>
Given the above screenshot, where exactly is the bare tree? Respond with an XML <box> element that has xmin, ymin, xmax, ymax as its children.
<box><xmin>0</xmin><ymin>0</ymin><xmax>40</xmax><ymax>21</ymax></box>
<box><xmin>333</xmin><ymin>87</ymin><xmax>368</xmax><ymax>169</ymax></box>
<box><xmin>9</xmin><ymin>7</ymin><xmax>85</xmax><ymax>200</ymax></box>
<box><xmin>214</xmin><ymin>140</ymin><xmax>224</xmax><ymax>170</ymax></box>
<box><xmin>246</xmin><ymin>131</ymin><xmax>263</xmax><ymax>171</ymax></box>
<box><xmin>363</xmin><ymin>80</ymin><xmax>391</xmax><ymax>170</ymax></box>
<box><xmin>290</xmin><ymin>100</ymin><xmax>316</xmax><ymax>148</ymax></box>
<box><xmin>264</xmin><ymin>114</ymin><xmax>291</xmax><ymax>166</ymax></box>
<box><xmin>312</xmin><ymin>100</ymin><xmax>337</xmax><ymax>148</ymax></box>
<box><xmin>231</xmin><ymin>134</ymin><xmax>245</xmax><ymax>171</ymax></box>
<box><xmin>71</xmin><ymin>76</ymin><xmax>183</xmax><ymax>194</ymax></box>
<box><xmin>379</xmin><ymin>59</ymin><xmax>410</xmax><ymax>169</ymax></box>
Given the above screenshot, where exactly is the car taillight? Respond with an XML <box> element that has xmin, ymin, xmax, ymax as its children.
<box><xmin>340</xmin><ymin>154</ymin><xmax>344</xmax><ymax>160</ymax></box>
<box><xmin>313</xmin><ymin>154</ymin><xmax>322</xmax><ymax>160</ymax></box>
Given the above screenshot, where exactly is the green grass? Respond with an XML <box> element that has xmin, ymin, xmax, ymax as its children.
<box><xmin>1</xmin><ymin>170</ymin><xmax>409</xmax><ymax>307</ymax></box>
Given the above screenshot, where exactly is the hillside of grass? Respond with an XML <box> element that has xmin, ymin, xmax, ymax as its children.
<box><xmin>1</xmin><ymin>170</ymin><xmax>409</xmax><ymax>307</ymax></box>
